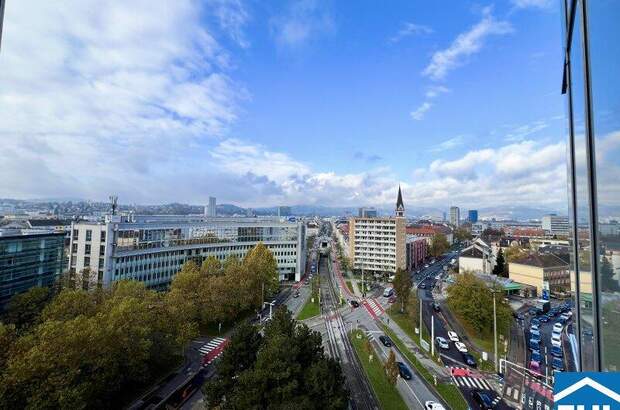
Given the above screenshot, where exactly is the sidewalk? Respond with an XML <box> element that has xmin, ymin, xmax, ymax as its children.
<box><xmin>380</xmin><ymin>314</ymin><xmax>448</xmax><ymax>378</ymax></box>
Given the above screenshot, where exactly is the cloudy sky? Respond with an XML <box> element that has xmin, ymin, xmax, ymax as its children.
<box><xmin>0</xmin><ymin>0</ymin><xmax>570</xmax><ymax>210</ymax></box>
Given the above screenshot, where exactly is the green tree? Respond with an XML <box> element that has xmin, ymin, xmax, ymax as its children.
<box><xmin>0</xmin><ymin>322</ymin><xmax>16</xmax><ymax>371</ymax></box>
<box><xmin>201</xmin><ymin>256</ymin><xmax>222</xmax><ymax>276</ymax></box>
<box><xmin>244</xmin><ymin>242</ymin><xmax>279</xmax><ymax>301</ymax></box>
<box><xmin>384</xmin><ymin>350</ymin><xmax>399</xmax><ymax>386</ymax></box>
<box><xmin>504</xmin><ymin>245</ymin><xmax>527</xmax><ymax>263</ymax></box>
<box><xmin>493</xmin><ymin>249</ymin><xmax>506</xmax><ymax>277</ymax></box>
<box><xmin>3</xmin><ymin>286</ymin><xmax>51</xmax><ymax>331</ymax></box>
<box><xmin>392</xmin><ymin>268</ymin><xmax>412</xmax><ymax>313</ymax></box>
<box><xmin>430</xmin><ymin>233</ymin><xmax>450</xmax><ymax>257</ymax></box>
<box><xmin>601</xmin><ymin>256</ymin><xmax>620</xmax><ymax>292</ymax></box>
<box><xmin>166</xmin><ymin>260</ymin><xmax>204</xmax><ymax>324</ymax></box>
<box><xmin>41</xmin><ymin>288</ymin><xmax>97</xmax><ymax>322</ymax></box>
<box><xmin>407</xmin><ymin>292</ymin><xmax>419</xmax><ymax>328</ymax></box>
<box><xmin>454</xmin><ymin>227</ymin><xmax>473</xmax><ymax>242</ymax></box>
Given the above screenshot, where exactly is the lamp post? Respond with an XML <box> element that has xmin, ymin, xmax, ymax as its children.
<box><xmin>491</xmin><ymin>288</ymin><xmax>499</xmax><ymax>373</ymax></box>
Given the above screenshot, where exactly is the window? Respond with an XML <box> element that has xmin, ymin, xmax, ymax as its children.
<box><xmin>85</xmin><ymin>229</ymin><xmax>92</xmax><ymax>242</ymax></box>
<box><xmin>84</xmin><ymin>256</ymin><xmax>91</xmax><ymax>267</ymax></box>
<box><xmin>85</xmin><ymin>244</ymin><xmax>91</xmax><ymax>254</ymax></box>
<box><xmin>100</xmin><ymin>231</ymin><xmax>106</xmax><ymax>242</ymax></box>
<box><xmin>72</xmin><ymin>243</ymin><xmax>77</xmax><ymax>253</ymax></box>
<box><xmin>99</xmin><ymin>245</ymin><xmax>105</xmax><ymax>256</ymax></box>
<box><xmin>98</xmin><ymin>258</ymin><xmax>104</xmax><ymax>269</ymax></box>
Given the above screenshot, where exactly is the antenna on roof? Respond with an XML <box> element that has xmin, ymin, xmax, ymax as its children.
<box><xmin>109</xmin><ymin>195</ymin><xmax>118</xmax><ymax>216</ymax></box>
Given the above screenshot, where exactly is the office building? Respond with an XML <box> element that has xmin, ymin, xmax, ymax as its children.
<box><xmin>358</xmin><ymin>207</ymin><xmax>378</xmax><ymax>218</ymax></box>
<box><xmin>348</xmin><ymin>187</ymin><xmax>406</xmax><ymax>275</ymax></box>
<box><xmin>0</xmin><ymin>229</ymin><xmax>65</xmax><ymax>308</ymax></box>
<box><xmin>468</xmin><ymin>210</ymin><xmax>478</xmax><ymax>223</ymax></box>
<box><xmin>406</xmin><ymin>236</ymin><xmax>427</xmax><ymax>271</ymax></box>
<box><xmin>206</xmin><ymin>197</ymin><xmax>217</xmax><ymax>217</ymax></box>
<box><xmin>68</xmin><ymin>215</ymin><xmax>306</xmax><ymax>290</ymax></box>
<box><xmin>277</xmin><ymin>206</ymin><xmax>291</xmax><ymax>217</ymax></box>
<box><xmin>561</xmin><ymin>0</ymin><xmax>620</xmax><ymax>371</ymax></box>
<box><xmin>449</xmin><ymin>206</ymin><xmax>460</xmax><ymax>227</ymax></box>
<box><xmin>541</xmin><ymin>214</ymin><xmax>569</xmax><ymax>236</ymax></box>
<box><xmin>508</xmin><ymin>253</ymin><xmax>570</xmax><ymax>297</ymax></box>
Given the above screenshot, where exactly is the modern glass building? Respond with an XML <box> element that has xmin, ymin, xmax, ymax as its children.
<box><xmin>0</xmin><ymin>230</ymin><xmax>65</xmax><ymax>308</ymax></box>
<box><xmin>562</xmin><ymin>0</ymin><xmax>620</xmax><ymax>371</ymax></box>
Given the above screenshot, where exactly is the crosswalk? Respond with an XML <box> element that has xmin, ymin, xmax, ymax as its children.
<box><xmin>363</xmin><ymin>298</ymin><xmax>385</xmax><ymax>319</ymax></box>
<box><xmin>198</xmin><ymin>337</ymin><xmax>228</xmax><ymax>366</ymax></box>
<box><xmin>451</xmin><ymin>375</ymin><xmax>493</xmax><ymax>390</ymax></box>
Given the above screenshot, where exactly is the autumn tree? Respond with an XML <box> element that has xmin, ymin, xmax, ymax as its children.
<box><xmin>243</xmin><ymin>242</ymin><xmax>279</xmax><ymax>302</ymax></box>
<box><xmin>384</xmin><ymin>350</ymin><xmax>399</xmax><ymax>385</ymax></box>
<box><xmin>392</xmin><ymin>268</ymin><xmax>412</xmax><ymax>313</ymax></box>
<box><xmin>2</xmin><ymin>286</ymin><xmax>51</xmax><ymax>331</ymax></box>
<box><xmin>430</xmin><ymin>233</ymin><xmax>450</xmax><ymax>257</ymax></box>
<box><xmin>201</xmin><ymin>256</ymin><xmax>222</xmax><ymax>276</ymax></box>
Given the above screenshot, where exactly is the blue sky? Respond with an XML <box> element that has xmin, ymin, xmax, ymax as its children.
<box><xmin>0</xmin><ymin>0</ymin><xmax>572</xmax><ymax>210</ymax></box>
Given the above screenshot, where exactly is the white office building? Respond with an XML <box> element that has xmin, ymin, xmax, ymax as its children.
<box><xmin>206</xmin><ymin>197</ymin><xmax>217</xmax><ymax>217</ymax></box>
<box><xmin>450</xmin><ymin>206</ymin><xmax>460</xmax><ymax>227</ymax></box>
<box><xmin>541</xmin><ymin>214</ymin><xmax>569</xmax><ymax>236</ymax></box>
<box><xmin>69</xmin><ymin>215</ymin><xmax>306</xmax><ymax>290</ymax></box>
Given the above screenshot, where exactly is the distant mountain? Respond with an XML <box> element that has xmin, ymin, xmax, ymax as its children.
<box><xmin>477</xmin><ymin>205</ymin><xmax>564</xmax><ymax>221</ymax></box>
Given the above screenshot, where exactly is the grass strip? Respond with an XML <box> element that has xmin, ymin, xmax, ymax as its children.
<box><xmin>345</xmin><ymin>280</ymin><xmax>355</xmax><ymax>294</ymax></box>
<box><xmin>349</xmin><ymin>330</ymin><xmax>408</xmax><ymax>410</ymax></box>
<box><xmin>297</xmin><ymin>296</ymin><xmax>320</xmax><ymax>320</ymax></box>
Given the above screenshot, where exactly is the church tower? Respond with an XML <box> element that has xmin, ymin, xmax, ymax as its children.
<box><xmin>395</xmin><ymin>185</ymin><xmax>405</xmax><ymax>217</ymax></box>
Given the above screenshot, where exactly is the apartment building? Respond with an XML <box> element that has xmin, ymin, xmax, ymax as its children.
<box><xmin>508</xmin><ymin>253</ymin><xmax>570</xmax><ymax>297</ymax></box>
<box><xmin>450</xmin><ymin>206</ymin><xmax>460</xmax><ymax>227</ymax></box>
<box><xmin>541</xmin><ymin>214</ymin><xmax>569</xmax><ymax>236</ymax></box>
<box><xmin>69</xmin><ymin>215</ymin><xmax>306</xmax><ymax>290</ymax></box>
<box><xmin>348</xmin><ymin>187</ymin><xmax>406</xmax><ymax>275</ymax></box>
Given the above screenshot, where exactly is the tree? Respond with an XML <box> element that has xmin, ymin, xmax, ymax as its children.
<box><xmin>504</xmin><ymin>245</ymin><xmax>527</xmax><ymax>263</ymax></box>
<box><xmin>601</xmin><ymin>256</ymin><xmax>620</xmax><ymax>292</ymax></box>
<box><xmin>406</xmin><ymin>292</ymin><xmax>419</xmax><ymax>328</ymax></box>
<box><xmin>41</xmin><ymin>288</ymin><xmax>97</xmax><ymax>322</ymax></box>
<box><xmin>201</xmin><ymin>256</ymin><xmax>222</xmax><ymax>276</ymax></box>
<box><xmin>493</xmin><ymin>249</ymin><xmax>506</xmax><ymax>277</ymax></box>
<box><xmin>454</xmin><ymin>227</ymin><xmax>473</xmax><ymax>242</ymax></box>
<box><xmin>243</xmin><ymin>243</ymin><xmax>279</xmax><ymax>302</ymax></box>
<box><xmin>384</xmin><ymin>350</ymin><xmax>399</xmax><ymax>385</ymax></box>
<box><xmin>392</xmin><ymin>268</ymin><xmax>412</xmax><ymax>313</ymax></box>
<box><xmin>430</xmin><ymin>233</ymin><xmax>450</xmax><ymax>257</ymax></box>
<box><xmin>3</xmin><ymin>286</ymin><xmax>51</xmax><ymax>331</ymax></box>
<box><xmin>166</xmin><ymin>260</ymin><xmax>204</xmax><ymax>324</ymax></box>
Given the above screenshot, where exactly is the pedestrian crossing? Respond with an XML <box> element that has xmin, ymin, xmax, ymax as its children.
<box><xmin>198</xmin><ymin>337</ymin><xmax>228</xmax><ymax>366</ymax></box>
<box><xmin>451</xmin><ymin>375</ymin><xmax>493</xmax><ymax>390</ymax></box>
<box><xmin>363</xmin><ymin>298</ymin><xmax>384</xmax><ymax>319</ymax></box>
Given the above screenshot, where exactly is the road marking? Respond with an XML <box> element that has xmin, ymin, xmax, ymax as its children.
<box><xmin>513</xmin><ymin>388</ymin><xmax>520</xmax><ymax>400</ymax></box>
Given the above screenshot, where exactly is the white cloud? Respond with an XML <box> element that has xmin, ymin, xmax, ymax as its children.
<box><xmin>209</xmin><ymin>0</ymin><xmax>250</xmax><ymax>48</ymax></box>
<box><xmin>270</xmin><ymin>0</ymin><xmax>334</xmax><ymax>47</ymax></box>
<box><xmin>422</xmin><ymin>7</ymin><xmax>513</xmax><ymax>80</ymax></box>
<box><xmin>411</xmin><ymin>102</ymin><xmax>433</xmax><ymax>120</ymax></box>
<box><xmin>390</xmin><ymin>22</ymin><xmax>433</xmax><ymax>43</ymax></box>
<box><xmin>504</xmin><ymin>119</ymin><xmax>550</xmax><ymax>141</ymax></box>
<box><xmin>425</xmin><ymin>85</ymin><xmax>450</xmax><ymax>99</ymax></box>
<box><xmin>511</xmin><ymin>0</ymin><xmax>554</xmax><ymax>9</ymax></box>
<box><xmin>428</xmin><ymin>136</ymin><xmax>465</xmax><ymax>152</ymax></box>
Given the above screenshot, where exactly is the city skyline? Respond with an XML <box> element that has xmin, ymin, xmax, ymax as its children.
<box><xmin>0</xmin><ymin>1</ymin><xmax>568</xmax><ymax>209</ymax></box>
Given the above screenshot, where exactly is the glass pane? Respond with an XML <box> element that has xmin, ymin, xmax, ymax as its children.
<box><xmin>587</xmin><ymin>0</ymin><xmax>620</xmax><ymax>371</ymax></box>
<box><xmin>570</xmin><ymin>1</ymin><xmax>597</xmax><ymax>371</ymax></box>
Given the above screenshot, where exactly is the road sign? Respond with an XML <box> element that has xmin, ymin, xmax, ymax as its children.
<box><xmin>542</xmin><ymin>281</ymin><xmax>550</xmax><ymax>301</ymax></box>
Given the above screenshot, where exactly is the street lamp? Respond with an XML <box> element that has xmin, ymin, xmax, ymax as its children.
<box><xmin>491</xmin><ymin>287</ymin><xmax>501</xmax><ymax>373</ymax></box>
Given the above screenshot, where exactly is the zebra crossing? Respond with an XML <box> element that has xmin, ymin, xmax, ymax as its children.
<box><xmin>198</xmin><ymin>337</ymin><xmax>228</xmax><ymax>366</ymax></box>
<box><xmin>363</xmin><ymin>298</ymin><xmax>385</xmax><ymax>319</ymax></box>
<box><xmin>451</xmin><ymin>375</ymin><xmax>493</xmax><ymax>390</ymax></box>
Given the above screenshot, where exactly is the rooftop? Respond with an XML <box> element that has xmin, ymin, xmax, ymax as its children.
<box><xmin>511</xmin><ymin>253</ymin><xmax>569</xmax><ymax>268</ymax></box>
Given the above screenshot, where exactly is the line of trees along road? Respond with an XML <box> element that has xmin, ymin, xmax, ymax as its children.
<box><xmin>0</xmin><ymin>243</ymin><xmax>280</xmax><ymax>409</ymax></box>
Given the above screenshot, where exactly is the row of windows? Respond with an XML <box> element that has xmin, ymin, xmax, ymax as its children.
<box><xmin>72</xmin><ymin>229</ymin><xmax>105</xmax><ymax>242</ymax></box>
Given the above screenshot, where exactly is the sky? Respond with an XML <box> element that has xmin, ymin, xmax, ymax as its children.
<box><xmin>0</xmin><ymin>0</ymin><xmax>570</xmax><ymax>211</ymax></box>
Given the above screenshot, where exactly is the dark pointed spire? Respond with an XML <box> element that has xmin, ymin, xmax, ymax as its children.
<box><xmin>396</xmin><ymin>185</ymin><xmax>405</xmax><ymax>217</ymax></box>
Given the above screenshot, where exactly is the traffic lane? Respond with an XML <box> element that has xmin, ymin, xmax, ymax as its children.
<box><xmin>421</xmin><ymin>301</ymin><xmax>466</xmax><ymax>366</ymax></box>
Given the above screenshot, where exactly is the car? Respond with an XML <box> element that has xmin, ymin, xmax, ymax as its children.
<box><xmin>551</xmin><ymin>345</ymin><xmax>563</xmax><ymax>357</ymax></box>
<box><xmin>582</xmin><ymin>328</ymin><xmax>594</xmax><ymax>338</ymax></box>
<box><xmin>529</xmin><ymin>360</ymin><xmax>541</xmax><ymax>373</ymax></box>
<box><xmin>529</xmin><ymin>307</ymin><xmax>539</xmax><ymax>316</ymax></box>
<box><xmin>447</xmin><ymin>331</ymin><xmax>459</xmax><ymax>342</ymax></box>
<box><xmin>293</xmin><ymin>290</ymin><xmax>300</xmax><ymax>298</ymax></box>
<box><xmin>304</xmin><ymin>279</ymin><xmax>309</xmax><ymax>285</ymax></box>
<box><xmin>565</xmin><ymin>310</ymin><xmax>573</xmax><ymax>317</ymax></box>
<box><xmin>531</xmin><ymin>350</ymin><xmax>542</xmax><ymax>363</ymax></box>
<box><xmin>461</xmin><ymin>352</ymin><xmax>477</xmax><ymax>367</ymax></box>
<box><xmin>383</xmin><ymin>287</ymin><xmax>394</xmax><ymax>297</ymax></box>
<box><xmin>551</xmin><ymin>333</ymin><xmax>562</xmax><ymax>345</ymax></box>
<box><xmin>529</xmin><ymin>338</ymin><xmax>540</xmax><ymax>350</ymax></box>
<box><xmin>531</xmin><ymin>318</ymin><xmax>540</xmax><ymax>326</ymax></box>
<box><xmin>379</xmin><ymin>335</ymin><xmax>393</xmax><ymax>347</ymax></box>
<box><xmin>557</xmin><ymin>315</ymin><xmax>568</xmax><ymax>324</ymax></box>
<box><xmin>560</xmin><ymin>313</ymin><xmax>570</xmax><ymax>321</ymax></box>
<box><xmin>436</xmin><ymin>337</ymin><xmax>449</xmax><ymax>350</ymax></box>
<box><xmin>552</xmin><ymin>357</ymin><xmax>565</xmax><ymax>371</ymax></box>
<box><xmin>539</xmin><ymin>315</ymin><xmax>549</xmax><ymax>323</ymax></box>
<box><xmin>454</xmin><ymin>341</ymin><xmax>468</xmax><ymax>353</ymax></box>
<box><xmin>396</xmin><ymin>362</ymin><xmax>412</xmax><ymax>380</ymax></box>
<box><xmin>530</xmin><ymin>323</ymin><xmax>540</xmax><ymax>332</ymax></box>
<box><xmin>424</xmin><ymin>401</ymin><xmax>446</xmax><ymax>410</ymax></box>
<box><xmin>451</xmin><ymin>367</ymin><xmax>471</xmax><ymax>377</ymax></box>
<box><xmin>553</xmin><ymin>322</ymin><xmax>564</xmax><ymax>333</ymax></box>
<box><xmin>471</xmin><ymin>391</ymin><xmax>495</xmax><ymax>410</ymax></box>
<box><xmin>349</xmin><ymin>300</ymin><xmax>359</xmax><ymax>308</ymax></box>
<box><xmin>529</xmin><ymin>396</ymin><xmax>534</xmax><ymax>409</ymax></box>
<box><xmin>419</xmin><ymin>283</ymin><xmax>426</xmax><ymax>289</ymax></box>
<box><xmin>424</xmin><ymin>264</ymin><xmax>429</xmax><ymax>268</ymax></box>
<box><xmin>530</xmin><ymin>330</ymin><xmax>541</xmax><ymax>341</ymax></box>
<box><xmin>433</xmin><ymin>302</ymin><xmax>441</xmax><ymax>312</ymax></box>
<box><xmin>517</xmin><ymin>313</ymin><xmax>525</xmax><ymax>321</ymax></box>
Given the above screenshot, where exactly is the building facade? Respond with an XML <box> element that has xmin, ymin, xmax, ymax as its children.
<box><xmin>508</xmin><ymin>254</ymin><xmax>570</xmax><ymax>297</ymax></box>
<box><xmin>348</xmin><ymin>187</ymin><xmax>406</xmax><ymax>275</ymax></box>
<box><xmin>450</xmin><ymin>206</ymin><xmax>460</xmax><ymax>227</ymax></box>
<box><xmin>468</xmin><ymin>210</ymin><xmax>479</xmax><ymax>223</ymax></box>
<box><xmin>458</xmin><ymin>238</ymin><xmax>495</xmax><ymax>275</ymax></box>
<box><xmin>562</xmin><ymin>0</ymin><xmax>620</xmax><ymax>371</ymax></box>
<box><xmin>541</xmin><ymin>214</ymin><xmax>570</xmax><ymax>236</ymax></box>
<box><xmin>358</xmin><ymin>207</ymin><xmax>377</xmax><ymax>218</ymax></box>
<box><xmin>69</xmin><ymin>215</ymin><xmax>306</xmax><ymax>290</ymax></box>
<box><xmin>277</xmin><ymin>206</ymin><xmax>291</xmax><ymax>217</ymax></box>
<box><xmin>406</xmin><ymin>236</ymin><xmax>427</xmax><ymax>271</ymax></box>
<box><xmin>206</xmin><ymin>197</ymin><xmax>217</xmax><ymax>217</ymax></box>
<box><xmin>0</xmin><ymin>229</ymin><xmax>65</xmax><ymax>308</ymax></box>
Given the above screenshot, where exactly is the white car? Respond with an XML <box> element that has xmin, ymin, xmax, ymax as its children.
<box><xmin>425</xmin><ymin>401</ymin><xmax>446</xmax><ymax>410</ymax></box>
<box><xmin>553</xmin><ymin>323</ymin><xmax>563</xmax><ymax>333</ymax></box>
<box><xmin>436</xmin><ymin>337</ymin><xmax>449</xmax><ymax>350</ymax></box>
<box><xmin>454</xmin><ymin>341</ymin><xmax>468</xmax><ymax>353</ymax></box>
<box><xmin>551</xmin><ymin>334</ymin><xmax>562</xmax><ymax>347</ymax></box>
<box><xmin>447</xmin><ymin>331</ymin><xmax>459</xmax><ymax>342</ymax></box>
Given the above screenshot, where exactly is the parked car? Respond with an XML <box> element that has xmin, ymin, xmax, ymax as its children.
<box><xmin>436</xmin><ymin>337</ymin><xmax>450</xmax><ymax>350</ymax></box>
<box><xmin>471</xmin><ymin>391</ymin><xmax>495</xmax><ymax>410</ymax></box>
<box><xmin>531</xmin><ymin>350</ymin><xmax>542</xmax><ymax>363</ymax></box>
<box><xmin>379</xmin><ymin>335</ymin><xmax>393</xmax><ymax>347</ymax></box>
<box><xmin>424</xmin><ymin>264</ymin><xmax>429</xmax><ymax>268</ymax></box>
<box><xmin>432</xmin><ymin>302</ymin><xmax>441</xmax><ymax>312</ymax></box>
<box><xmin>551</xmin><ymin>334</ymin><xmax>562</xmax><ymax>347</ymax></box>
<box><xmin>531</xmin><ymin>318</ymin><xmax>540</xmax><ymax>326</ymax></box>
<box><xmin>419</xmin><ymin>283</ymin><xmax>426</xmax><ymax>289</ymax></box>
<box><xmin>383</xmin><ymin>288</ymin><xmax>394</xmax><ymax>297</ymax></box>
<box><xmin>293</xmin><ymin>290</ymin><xmax>300</xmax><ymax>298</ymax></box>
<box><xmin>530</xmin><ymin>330</ymin><xmax>541</xmax><ymax>342</ymax></box>
<box><xmin>462</xmin><ymin>352</ymin><xmax>477</xmax><ymax>367</ymax></box>
<box><xmin>530</xmin><ymin>323</ymin><xmax>540</xmax><ymax>332</ymax></box>
<box><xmin>551</xmin><ymin>345</ymin><xmax>563</xmax><ymax>357</ymax></box>
<box><xmin>447</xmin><ymin>331</ymin><xmax>459</xmax><ymax>342</ymax></box>
<box><xmin>425</xmin><ymin>401</ymin><xmax>446</xmax><ymax>410</ymax></box>
<box><xmin>529</xmin><ymin>338</ymin><xmax>540</xmax><ymax>350</ymax></box>
<box><xmin>552</xmin><ymin>357</ymin><xmax>565</xmax><ymax>371</ymax></box>
<box><xmin>454</xmin><ymin>341</ymin><xmax>468</xmax><ymax>353</ymax></box>
<box><xmin>397</xmin><ymin>362</ymin><xmax>412</xmax><ymax>380</ymax></box>
<box><xmin>553</xmin><ymin>322</ymin><xmax>564</xmax><ymax>333</ymax></box>
<box><xmin>349</xmin><ymin>300</ymin><xmax>360</xmax><ymax>308</ymax></box>
<box><xmin>529</xmin><ymin>360</ymin><xmax>541</xmax><ymax>373</ymax></box>
<box><xmin>539</xmin><ymin>315</ymin><xmax>549</xmax><ymax>323</ymax></box>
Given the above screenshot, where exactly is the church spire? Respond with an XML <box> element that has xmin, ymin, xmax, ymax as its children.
<box><xmin>396</xmin><ymin>185</ymin><xmax>405</xmax><ymax>217</ymax></box>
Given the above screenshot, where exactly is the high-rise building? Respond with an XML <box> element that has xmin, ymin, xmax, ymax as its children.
<box><xmin>277</xmin><ymin>206</ymin><xmax>291</xmax><ymax>217</ymax></box>
<box><xmin>0</xmin><ymin>0</ymin><xmax>5</xmax><ymax>51</ymax></box>
<box><xmin>0</xmin><ymin>229</ymin><xmax>65</xmax><ymax>308</ymax></box>
<box><xmin>442</xmin><ymin>211</ymin><xmax>447</xmax><ymax>222</ymax></box>
<box><xmin>450</xmin><ymin>206</ymin><xmax>460</xmax><ymax>227</ymax></box>
<box><xmin>561</xmin><ymin>0</ymin><xmax>620</xmax><ymax>371</ymax></box>
<box><xmin>541</xmin><ymin>214</ymin><xmax>569</xmax><ymax>236</ymax></box>
<box><xmin>468</xmin><ymin>210</ymin><xmax>478</xmax><ymax>223</ymax></box>
<box><xmin>206</xmin><ymin>197</ymin><xmax>217</xmax><ymax>217</ymax></box>
<box><xmin>68</xmin><ymin>215</ymin><xmax>306</xmax><ymax>289</ymax></box>
<box><xmin>348</xmin><ymin>187</ymin><xmax>406</xmax><ymax>275</ymax></box>
<box><xmin>358</xmin><ymin>207</ymin><xmax>377</xmax><ymax>218</ymax></box>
